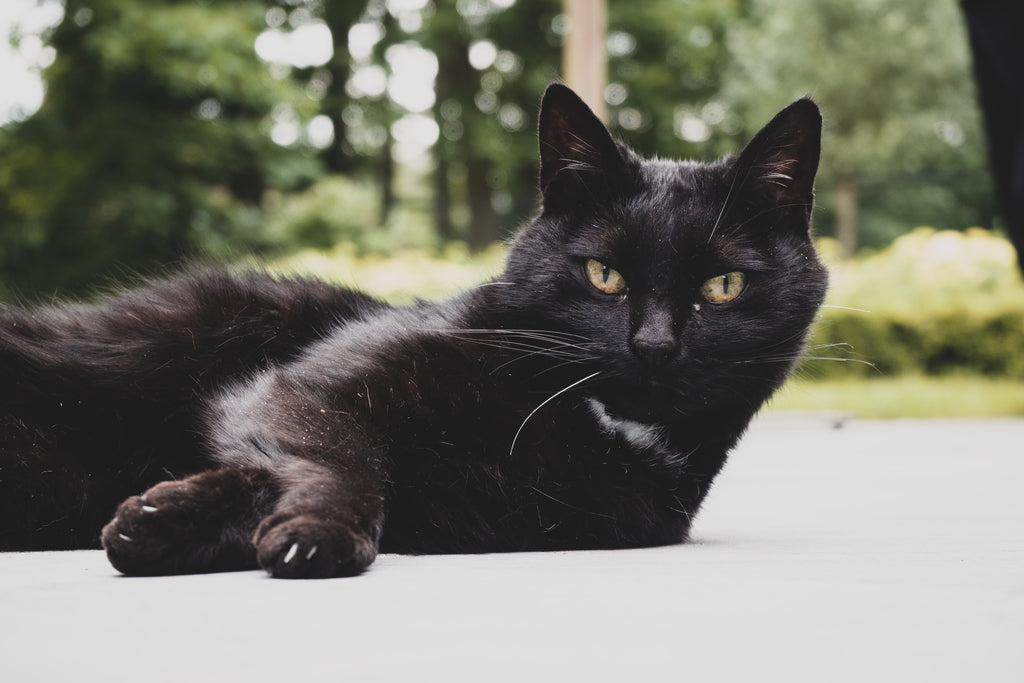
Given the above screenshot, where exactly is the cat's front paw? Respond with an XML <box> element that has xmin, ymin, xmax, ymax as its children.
<box><xmin>102</xmin><ymin>483</ymin><xmax>203</xmax><ymax>576</ymax></box>
<box><xmin>254</xmin><ymin>513</ymin><xmax>377</xmax><ymax>579</ymax></box>
<box><xmin>101</xmin><ymin>470</ymin><xmax>264</xmax><ymax>576</ymax></box>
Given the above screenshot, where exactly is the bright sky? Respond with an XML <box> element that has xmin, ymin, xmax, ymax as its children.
<box><xmin>0</xmin><ymin>0</ymin><xmax>63</xmax><ymax>125</ymax></box>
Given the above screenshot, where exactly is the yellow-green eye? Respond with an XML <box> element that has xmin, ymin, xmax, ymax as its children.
<box><xmin>700</xmin><ymin>271</ymin><xmax>747</xmax><ymax>303</ymax></box>
<box><xmin>585</xmin><ymin>259</ymin><xmax>627</xmax><ymax>294</ymax></box>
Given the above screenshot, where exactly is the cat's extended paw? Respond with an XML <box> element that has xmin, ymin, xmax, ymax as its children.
<box><xmin>102</xmin><ymin>481</ymin><xmax>208</xmax><ymax>576</ymax></box>
<box><xmin>254</xmin><ymin>513</ymin><xmax>377</xmax><ymax>579</ymax></box>
<box><xmin>101</xmin><ymin>471</ymin><xmax>265</xmax><ymax>576</ymax></box>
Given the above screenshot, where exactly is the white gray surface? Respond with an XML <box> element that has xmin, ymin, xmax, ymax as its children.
<box><xmin>2</xmin><ymin>416</ymin><xmax>1023</xmax><ymax>682</ymax></box>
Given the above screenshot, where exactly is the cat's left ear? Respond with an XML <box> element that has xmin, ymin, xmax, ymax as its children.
<box><xmin>731</xmin><ymin>98</ymin><xmax>822</xmax><ymax>222</ymax></box>
<box><xmin>537</xmin><ymin>83</ymin><xmax>633</xmax><ymax>212</ymax></box>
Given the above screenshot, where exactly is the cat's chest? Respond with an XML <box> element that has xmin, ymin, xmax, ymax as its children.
<box><xmin>401</xmin><ymin>376</ymin><xmax>691</xmax><ymax>480</ymax></box>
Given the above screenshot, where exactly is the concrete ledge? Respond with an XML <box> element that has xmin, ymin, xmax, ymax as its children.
<box><xmin>3</xmin><ymin>416</ymin><xmax>1022</xmax><ymax>682</ymax></box>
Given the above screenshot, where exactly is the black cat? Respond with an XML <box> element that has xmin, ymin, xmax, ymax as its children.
<box><xmin>0</xmin><ymin>84</ymin><xmax>826</xmax><ymax>578</ymax></box>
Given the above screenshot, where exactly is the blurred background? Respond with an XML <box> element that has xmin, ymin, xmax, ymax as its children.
<box><xmin>1</xmin><ymin>0</ymin><xmax>1022</xmax><ymax>416</ymax></box>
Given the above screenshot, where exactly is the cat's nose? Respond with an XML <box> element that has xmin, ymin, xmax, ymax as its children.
<box><xmin>631</xmin><ymin>336</ymin><xmax>680</xmax><ymax>369</ymax></box>
<box><xmin>630</xmin><ymin>309</ymin><xmax>679</xmax><ymax>369</ymax></box>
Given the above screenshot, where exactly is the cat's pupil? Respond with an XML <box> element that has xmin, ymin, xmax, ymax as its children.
<box><xmin>601</xmin><ymin>265</ymin><xmax>611</xmax><ymax>283</ymax></box>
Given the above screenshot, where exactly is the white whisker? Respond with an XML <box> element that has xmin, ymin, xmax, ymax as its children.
<box><xmin>708</xmin><ymin>168</ymin><xmax>740</xmax><ymax>244</ymax></box>
<box><xmin>510</xmin><ymin>372</ymin><xmax>601</xmax><ymax>455</ymax></box>
<box><xmin>820</xmin><ymin>304</ymin><xmax>872</xmax><ymax>313</ymax></box>
<box><xmin>471</xmin><ymin>281</ymin><xmax>516</xmax><ymax>289</ymax></box>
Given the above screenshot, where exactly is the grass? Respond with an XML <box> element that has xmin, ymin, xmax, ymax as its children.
<box><xmin>271</xmin><ymin>242</ymin><xmax>507</xmax><ymax>303</ymax></box>
<box><xmin>768</xmin><ymin>375</ymin><xmax>1024</xmax><ymax>419</ymax></box>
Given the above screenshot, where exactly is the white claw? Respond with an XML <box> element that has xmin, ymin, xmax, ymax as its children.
<box><xmin>305</xmin><ymin>545</ymin><xmax>318</xmax><ymax>561</ymax></box>
<box><xmin>141</xmin><ymin>505</ymin><xmax>158</xmax><ymax>513</ymax></box>
<box><xmin>283</xmin><ymin>543</ymin><xmax>299</xmax><ymax>564</ymax></box>
<box><xmin>118</xmin><ymin>533</ymin><xmax>132</xmax><ymax>542</ymax></box>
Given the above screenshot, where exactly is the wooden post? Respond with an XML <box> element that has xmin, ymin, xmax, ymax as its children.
<box><xmin>563</xmin><ymin>0</ymin><xmax>607</xmax><ymax>122</ymax></box>
<box><xmin>835</xmin><ymin>173</ymin><xmax>858</xmax><ymax>259</ymax></box>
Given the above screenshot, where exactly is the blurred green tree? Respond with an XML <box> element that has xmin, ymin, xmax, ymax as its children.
<box><xmin>409</xmin><ymin>0</ymin><xmax>744</xmax><ymax>248</ymax></box>
<box><xmin>1</xmin><ymin>0</ymin><xmax>995</xmax><ymax>298</ymax></box>
<box><xmin>603</xmin><ymin>0</ymin><xmax>746</xmax><ymax>161</ymax></box>
<box><xmin>722</xmin><ymin>0</ymin><xmax>992</xmax><ymax>256</ymax></box>
<box><xmin>0</xmin><ymin>0</ymin><xmax>321</xmax><ymax>298</ymax></box>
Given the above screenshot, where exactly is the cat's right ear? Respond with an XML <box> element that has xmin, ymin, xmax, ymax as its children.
<box><xmin>537</xmin><ymin>83</ymin><xmax>631</xmax><ymax>212</ymax></box>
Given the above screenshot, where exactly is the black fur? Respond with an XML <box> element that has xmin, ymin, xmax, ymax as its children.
<box><xmin>0</xmin><ymin>85</ymin><xmax>826</xmax><ymax>578</ymax></box>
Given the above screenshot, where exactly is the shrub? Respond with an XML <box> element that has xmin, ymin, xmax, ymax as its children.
<box><xmin>272</xmin><ymin>242</ymin><xmax>507</xmax><ymax>304</ymax></box>
<box><xmin>805</xmin><ymin>229</ymin><xmax>1024</xmax><ymax>379</ymax></box>
<box><xmin>261</xmin><ymin>176</ymin><xmax>436</xmax><ymax>255</ymax></box>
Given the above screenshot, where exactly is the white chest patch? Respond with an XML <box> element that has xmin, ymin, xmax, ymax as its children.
<box><xmin>586</xmin><ymin>398</ymin><xmax>689</xmax><ymax>470</ymax></box>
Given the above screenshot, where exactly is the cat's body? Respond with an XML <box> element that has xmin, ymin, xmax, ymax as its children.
<box><xmin>0</xmin><ymin>85</ymin><xmax>827</xmax><ymax>578</ymax></box>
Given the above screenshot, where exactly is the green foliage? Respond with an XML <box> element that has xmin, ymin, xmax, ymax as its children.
<box><xmin>0</xmin><ymin>0</ymin><xmax>1003</xmax><ymax>304</ymax></box>
<box><xmin>723</xmin><ymin>0</ymin><xmax>993</xmax><ymax>247</ymax></box>
<box><xmin>261</xmin><ymin>175</ymin><xmax>435</xmax><ymax>254</ymax></box>
<box><xmin>405</xmin><ymin>0</ymin><xmax>745</xmax><ymax>245</ymax></box>
<box><xmin>261</xmin><ymin>177</ymin><xmax>381</xmax><ymax>251</ymax></box>
<box><xmin>0</xmin><ymin>0</ymin><xmax>319</xmax><ymax>298</ymax></box>
<box><xmin>807</xmin><ymin>229</ymin><xmax>1024</xmax><ymax>378</ymax></box>
<box><xmin>271</xmin><ymin>241</ymin><xmax>507</xmax><ymax>304</ymax></box>
<box><xmin>604</xmin><ymin>0</ymin><xmax>745</xmax><ymax>160</ymax></box>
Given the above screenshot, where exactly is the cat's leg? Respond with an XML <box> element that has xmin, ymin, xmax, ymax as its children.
<box><xmin>101</xmin><ymin>467</ymin><xmax>277</xmax><ymax>576</ymax></box>
<box><xmin>251</xmin><ymin>460</ymin><xmax>385</xmax><ymax>579</ymax></box>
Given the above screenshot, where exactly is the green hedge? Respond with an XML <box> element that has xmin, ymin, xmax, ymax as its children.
<box><xmin>804</xmin><ymin>228</ymin><xmax>1024</xmax><ymax>379</ymax></box>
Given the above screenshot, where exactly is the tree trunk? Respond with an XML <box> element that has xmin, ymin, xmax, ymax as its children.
<box><xmin>432</xmin><ymin>138</ymin><xmax>454</xmax><ymax>241</ymax></box>
<box><xmin>431</xmin><ymin>66</ymin><xmax>457</xmax><ymax>242</ymax></box>
<box><xmin>318</xmin><ymin>3</ymin><xmax>365</xmax><ymax>173</ymax></box>
<box><xmin>378</xmin><ymin>131</ymin><xmax>395</xmax><ymax>227</ymax></box>
<box><xmin>835</xmin><ymin>173</ymin><xmax>858</xmax><ymax>259</ymax></box>
<box><xmin>465</xmin><ymin>153</ymin><xmax>499</xmax><ymax>251</ymax></box>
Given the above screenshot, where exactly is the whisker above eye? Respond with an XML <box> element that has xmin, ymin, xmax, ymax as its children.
<box><xmin>708</xmin><ymin>165</ymin><xmax>743</xmax><ymax>244</ymax></box>
<box><xmin>717</xmin><ymin>201</ymin><xmax>813</xmax><ymax>235</ymax></box>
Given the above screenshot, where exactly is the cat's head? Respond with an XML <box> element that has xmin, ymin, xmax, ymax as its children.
<box><xmin>501</xmin><ymin>84</ymin><xmax>828</xmax><ymax>423</ymax></box>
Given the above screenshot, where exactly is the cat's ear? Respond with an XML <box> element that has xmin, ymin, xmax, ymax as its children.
<box><xmin>731</xmin><ymin>98</ymin><xmax>822</xmax><ymax>220</ymax></box>
<box><xmin>537</xmin><ymin>83</ymin><xmax>631</xmax><ymax>211</ymax></box>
